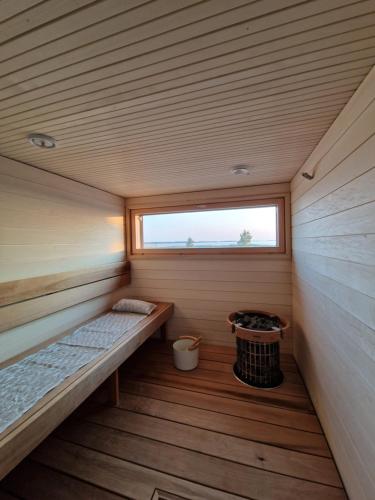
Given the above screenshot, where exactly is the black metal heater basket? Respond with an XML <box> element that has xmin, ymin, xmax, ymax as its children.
<box><xmin>228</xmin><ymin>310</ymin><xmax>288</xmax><ymax>389</ymax></box>
<box><xmin>234</xmin><ymin>337</ymin><xmax>283</xmax><ymax>388</ymax></box>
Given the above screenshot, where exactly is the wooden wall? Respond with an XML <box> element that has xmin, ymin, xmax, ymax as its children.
<box><xmin>291</xmin><ymin>66</ymin><xmax>375</xmax><ymax>499</ymax></box>
<box><xmin>0</xmin><ymin>156</ymin><xmax>128</xmax><ymax>363</ymax></box>
<box><xmin>125</xmin><ymin>183</ymin><xmax>292</xmax><ymax>352</ymax></box>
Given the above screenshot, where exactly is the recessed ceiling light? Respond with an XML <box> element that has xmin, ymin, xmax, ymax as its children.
<box><xmin>230</xmin><ymin>165</ymin><xmax>252</xmax><ymax>176</ymax></box>
<box><xmin>28</xmin><ymin>133</ymin><xmax>57</xmax><ymax>149</ymax></box>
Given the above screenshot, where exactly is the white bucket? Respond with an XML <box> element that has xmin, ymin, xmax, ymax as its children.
<box><xmin>173</xmin><ymin>338</ymin><xmax>199</xmax><ymax>371</ymax></box>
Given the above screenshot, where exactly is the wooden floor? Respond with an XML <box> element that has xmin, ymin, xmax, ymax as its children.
<box><xmin>0</xmin><ymin>341</ymin><xmax>346</xmax><ymax>500</ymax></box>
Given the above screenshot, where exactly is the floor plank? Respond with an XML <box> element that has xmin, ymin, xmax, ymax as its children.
<box><xmin>84</xmin><ymin>402</ymin><xmax>340</xmax><ymax>485</ymax></box>
<box><xmin>0</xmin><ymin>340</ymin><xmax>345</xmax><ymax>499</ymax></box>
<box><xmin>32</xmin><ymin>438</ymin><xmax>247</xmax><ymax>500</ymax></box>
<box><xmin>54</xmin><ymin>420</ymin><xmax>345</xmax><ymax>500</ymax></box>
<box><xmin>141</xmin><ymin>341</ymin><xmax>299</xmax><ymax>372</ymax></box>
<box><xmin>122</xmin><ymin>369</ymin><xmax>314</xmax><ymax>412</ymax></box>
<box><xmin>126</xmin><ymin>350</ymin><xmax>304</xmax><ymax>385</ymax></box>
<box><xmin>116</xmin><ymin>393</ymin><xmax>330</xmax><ymax>457</ymax></box>
<box><xmin>124</xmin><ymin>359</ymin><xmax>306</xmax><ymax>396</ymax></box>
<box><xmin>1</xmin><ymin>459</ymin><xmax>126</xmax><ymax>500</ymax></box>
<box><xmin>122</xmin><ymin>379</ymin><xmax>322</xmax><ymax>433</ymax></box>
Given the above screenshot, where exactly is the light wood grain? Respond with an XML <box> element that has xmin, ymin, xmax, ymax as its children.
<box><xmin>0</xmin><ymin>275</ymin><xmax>130</xmax><ymax>333</ymax></box>
<box><xmin>0</xmin><ymin>286</ymin><xmax>130</xmax><ymax>365</ymax></box>
<box><xmin>291</xmin><ymin>65</ymin><xmax>375</xmax><ymax>499</ymax></box>
<box><xmin>0</xmin><ymin>1</ymin><xmax>374</xmax><ymax>195</ymax></box>
<box><xmin>0</xmin><ymin>261</ymin><xmax>130</xmax><ymax>307</ymax></box>
<box><xmin>0</xmin><ymin>156</ymin><xmax>126</xmax><ymax>283</ymax></box>
<box><xmin>0</xmin><ymin>156</ymin><xmax>127</xmax><ymax>362</ymax></box>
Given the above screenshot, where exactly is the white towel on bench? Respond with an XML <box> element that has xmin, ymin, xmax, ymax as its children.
<box><xmin>0</xmin><ymin>361</ymin><xmax>65</xmax><ymax>433</ymax></box>
<box><xmin>0</xmin><ymin>311</ymin><xmax>147</xmax><ymax>434</ymax></box>
<box><xmin>59</xmin><ymin>312</ymin><xmax>146</xmax><ymax>349</ymax></box>
<box><xmin>25</xmin><ymin>343</ymin><xmax>103</xmax><ymax>375</ymax></box>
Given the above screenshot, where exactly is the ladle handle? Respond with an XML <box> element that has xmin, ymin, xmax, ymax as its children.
<box><xmin>179</xmin><ymin>335</ymin><xmax>198</xmax><ymax>341</ymax></box>
<box><xmin>188</xmin><ymin>336</ymin><xmax>202</xmax><ymax>351</ymax></box>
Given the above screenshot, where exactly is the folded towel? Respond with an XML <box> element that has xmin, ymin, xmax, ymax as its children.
<box><xmin>112</xmin><ymin>298</ymin><xmax>156</xmax><ymax>315</ymax></box>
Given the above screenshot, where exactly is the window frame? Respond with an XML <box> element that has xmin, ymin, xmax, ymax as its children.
<box><xmin>130</xmin><ymin>197</ymin><xmax>286</xmax><ymax>256</ymax></box>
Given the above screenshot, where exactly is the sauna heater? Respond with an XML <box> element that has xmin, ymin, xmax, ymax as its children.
<box><xmin>228</xmin><ymin>311</ymin><xmax>288</xmax><ymax>389</ymax></box>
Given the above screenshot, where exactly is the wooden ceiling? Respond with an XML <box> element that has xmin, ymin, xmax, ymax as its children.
<box><xmin>0</xmin><ymin>0</ymin><xmax>375</xmax><ymax>197</ymax></box>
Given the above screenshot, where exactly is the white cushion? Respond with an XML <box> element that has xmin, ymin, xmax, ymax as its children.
<box><xmin>112</xmin><ymin>298</ymin><xmax>156</xmax><ymax>315</ymax></box>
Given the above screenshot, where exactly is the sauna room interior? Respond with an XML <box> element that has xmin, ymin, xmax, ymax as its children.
<box><xmin>0</xmin><ymin>1</ymin><xmax>374</xmax><ymax>499</ymax></box>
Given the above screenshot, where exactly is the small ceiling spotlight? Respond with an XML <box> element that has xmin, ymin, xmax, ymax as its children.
<box><xmin>28</xmin><ymin>133</ymin><xmax>57</xmax><ymax>149</ymax></box>
<box><xmin>302</xmin><ymin>172</ymin><xmax>314</xmax><ymax>180</ymax></box>
<box><xmin>230</xmin><ymin>164</ymin><xmax>252</xmax><ymax>176</ymax></box>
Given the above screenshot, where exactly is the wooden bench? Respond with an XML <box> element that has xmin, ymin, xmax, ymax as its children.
<box><xmin>0</xmin><ymin>302</ymin><xmax>173</xmax><ymax>480</ymax></box>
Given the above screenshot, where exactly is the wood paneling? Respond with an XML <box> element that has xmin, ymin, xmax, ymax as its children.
<box><xmin>0</xmin><ymin>1</ymin><xmax>374</xmax><ymax>196</ymax></box>
<box><xmin>291</xmin><ymin>66</ymin><xmax>375</xmax><ymax>499</ymax></box>
<box><xmin>0</xmin><ymin>341</ymin><xmax>345</xmax><ymax>499</ymax></box>
<box><xmin>0</xmin><ymin>155</ymin><xmax>127</xmax><ymax>363</ymax></box>
<box><xmin>125</xmin><ymin>184</ymin><xmax>293</xmax><ymax>350</ymax></box>
<box><xmin>0</xmin><ymin>274</ymin><xmax>130</xmax><ymax>333</ymax></box>
<box><xmin>0</xmin><ymin>289</ymin><xmax>127</xmax><ymax>365</ymax></box>
<box><xmin>0</xmin><ymin>261</ymin><xmax>130</xmax><ymax>307</ymax></box>
<box><xmin>0</xmin><ymin>156</ymin><xmax>126</xmax><ymax>281</ymax></box>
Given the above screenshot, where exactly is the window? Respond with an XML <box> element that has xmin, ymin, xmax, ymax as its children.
<box><xmin>130</xmin><ymin>198</ymin><xmax>285</xmax><ymax>255</ymax></box>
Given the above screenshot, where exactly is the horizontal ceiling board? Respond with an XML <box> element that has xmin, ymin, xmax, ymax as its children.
<box><xmin>0</xmin><ymin>63</ymin><xmax>369</xmax><ymax>148</ymax></box>
<box><xmin>13</xmin><ymin>122</ymin><xmax>328</xmax><ymax>162</ymax></box>
<box><xmin>3</xmin><ymin>121</ymin><xmax>330</xmax><ymax>161</ymax></box>
<box><xmin>0</xmin><ymin>0</ymin><xmax>44</xmax><ymax>23</ymax></box>
<box><xmin>2</xmin><ymin>117</ymin><xmax>334</xmax><ymax>157</ymax></box>
<box><xmin>0</xmin><ymin>74</ymin><xmax>367</xmax><ymax>141</ymax></box>
<box><xmin>0</xmin><ymin>0</ymin><xmax>374</xmax><ymax>196</ymax></box>
<box><xmin>1</xmin><ymin>22</ymin><xmax>374</xmax><ymax>119</ymax></box>
<box><xmin>1</xmin><ymin>25</ymin><xmax>373</xmax><ymax>128</ymax></box>
<box><xmin>1</xmin><ymin>1</ymin><xmax>372</xmax><ymax>108</ymax></box>
<box><xmin>8</xmin><ymin>100</ymin><xmax>348</xmax><ymax>163</ymax></box>
<box><xmin>0</xmin><ymin>0</ymin><xmax>188</xmax><ymax>62</ymax></box>
<box><xmin>0</xmin><ymin>49</ymin><xmax>373</xmax><ymax>141</ymax></box>
<box><xmin>0</xmin><ymin>4</ymin><xmax>370</xmax><ymax>98</ymax></box>
<box><xmin>1</xmin><ymin>106</ymin><xmax>343</xmax><ymax>163</ymax></box>
<box><xmin>0</xmin><ymin>0</ymin><xmax>97</xmax><ymax>45</ymax></box>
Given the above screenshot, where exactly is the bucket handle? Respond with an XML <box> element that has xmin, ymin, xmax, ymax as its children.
<box><xmin>188</xmin><ymin>336</ymin><xmax>202</xmax><ymax>351</ymax></box>
<box><xmin>178</xmin><ymin>335</ymin><xmax>202</xmax><ymax>350</ymax></box>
